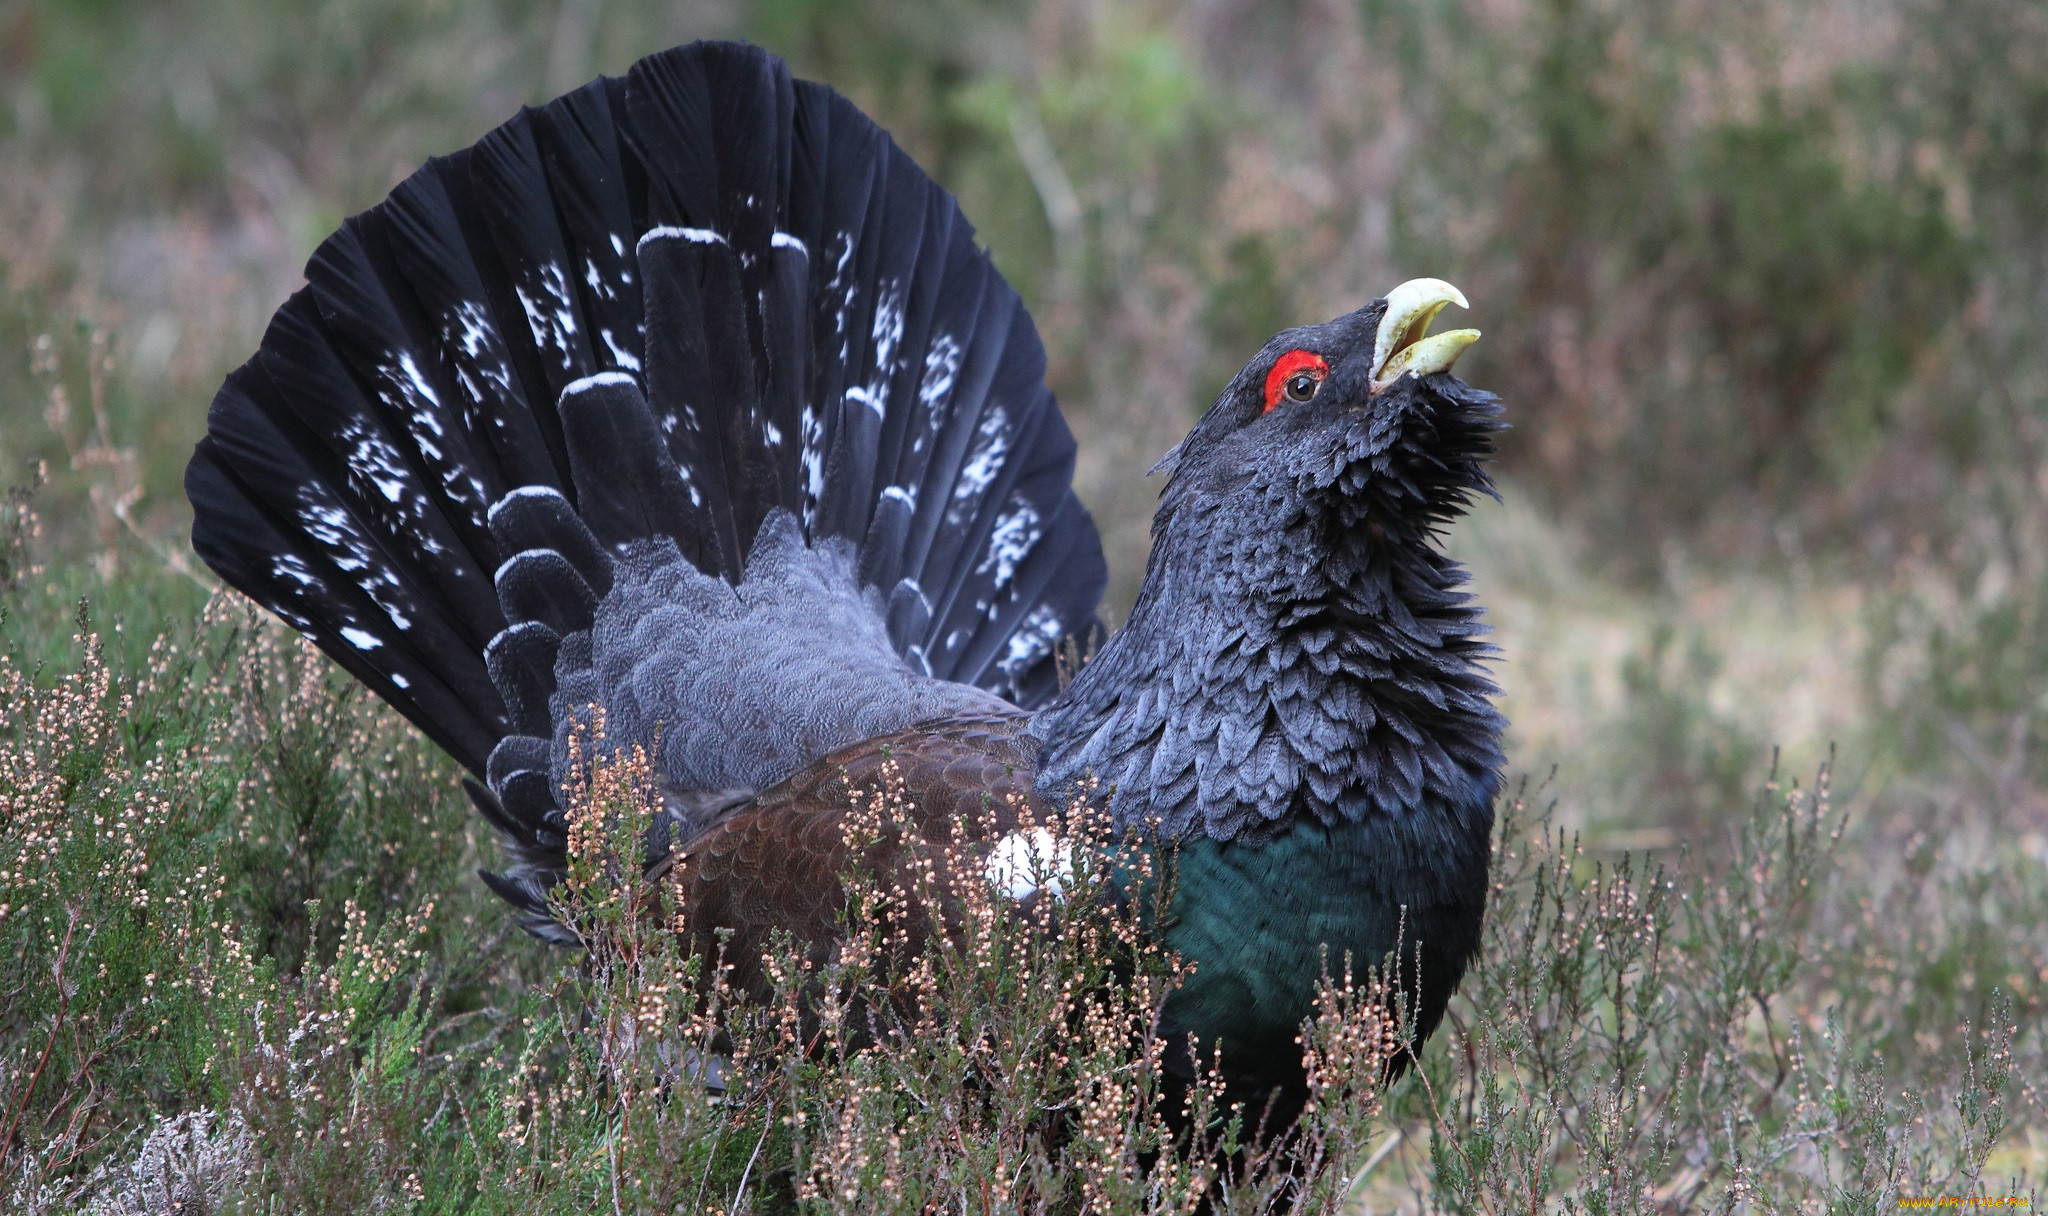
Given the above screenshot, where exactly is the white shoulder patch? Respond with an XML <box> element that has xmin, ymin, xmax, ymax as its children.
<box><xmin>984</xmin><ymin>827</ymin><xmax>1074</xmax><ymax>902</ymax></box>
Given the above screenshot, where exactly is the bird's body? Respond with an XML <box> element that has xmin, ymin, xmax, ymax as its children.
<box><xmin>186</xmin><ymin>41</ymin><xmax>1503</xmax><ymax>1130</ymax></box>
<box><xmin>657</xmin><ymin>709</ymin><xmax>1044</xmax><ymax>1003</ymax></box>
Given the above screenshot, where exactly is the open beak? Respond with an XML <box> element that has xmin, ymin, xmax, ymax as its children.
<box><xmin>1370</xmin><ymin>278</ymin><xmax>1480</xmax><ymax>393</ymax></box>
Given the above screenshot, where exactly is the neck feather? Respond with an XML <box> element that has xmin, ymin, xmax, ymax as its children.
<box><xmin>1031</xmin><ymin>482</ymin><xmax>1503</xmax><ymax>841</ymax></box>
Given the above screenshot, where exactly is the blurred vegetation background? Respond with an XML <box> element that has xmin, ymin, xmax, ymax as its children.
<box><xmin>0</xmin><ymin>0</ymin><xmax>2044</xmax><ymax>1203</ymax></box>
<box><xmin>8</xmin><ymin>0</ymin><xmax>2048</xmax><ymax>822</ymax></box>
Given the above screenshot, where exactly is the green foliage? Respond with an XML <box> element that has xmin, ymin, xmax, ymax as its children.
<box><xmin>1359</xmin><ymin>0</ymin><xmax>1981</xmax><ymax>559</ymax></box>
<box><xmin>8</xmin><ymin>0</ymin><xmax>2044</xmax><ymax>582</ymax></box>
<box><xmin>1609</xmin><ymin>625</ymin><xmax>1762</xmax><ymax>832</ymax></box>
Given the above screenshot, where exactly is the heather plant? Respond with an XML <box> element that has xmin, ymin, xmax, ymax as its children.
<box><xmin>1409</xmin><ymin>769</ymin><xmax>2032</xmax><ymax>1211</ymax></box>
<box><xmin>0</xmin><ymin>555</ymin><xmax>2039</xmax><ymax>1208</ymax></box>
<box><xmin>0</xmin><ymin>607</ymin><xmax>229</xmax><ymax>1196</ymax></box>
<box><xmin>0</xmin><ymin>542</ymin><xmax>520</xmax><ymax>1208</ymax></box>
<box><xmin>459</xmin><ymin>710</ymin><xmax>1410</xmax><ymax>1213</ymax></box>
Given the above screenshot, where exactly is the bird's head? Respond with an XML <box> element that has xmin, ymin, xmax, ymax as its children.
<box><xmin>1036</xmin><ymin>278</ymin><xmax>1508</xmax><ymax>840</ymax></box>
<box><xmin>1152</xmin><ymin>278</ymin><xmax>1502</xmax><ymax>543</ymax></box>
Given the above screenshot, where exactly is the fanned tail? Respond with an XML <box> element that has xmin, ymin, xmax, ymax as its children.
<box><xmin>187</xmin><ymin>42</ymin><xmax>1106</xmax><ymax>936</ymax></box>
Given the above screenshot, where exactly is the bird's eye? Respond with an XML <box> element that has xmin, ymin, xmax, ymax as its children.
<box><xmin>1262</xmin><ymin>349</ymin><xmax>1332</xmax><ymax>412</ymax></box>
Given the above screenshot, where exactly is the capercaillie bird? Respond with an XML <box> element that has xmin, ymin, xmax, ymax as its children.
<box><xmin>185</xmin><ymin>41</ymin><xmax>1504</xmax><ymax>1130</ymax></box>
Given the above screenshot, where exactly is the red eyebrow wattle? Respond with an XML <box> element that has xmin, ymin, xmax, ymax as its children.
<box><xmin>1263</xmin><ymin>350</ymin><xmax>1331</xmax><ymax>412</ymax></box>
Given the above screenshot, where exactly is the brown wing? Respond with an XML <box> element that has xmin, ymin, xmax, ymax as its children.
<box><xmin>654</xmin><ymin>711</ymin><xmax>1049</xmax><ymax>1000</ymax></box>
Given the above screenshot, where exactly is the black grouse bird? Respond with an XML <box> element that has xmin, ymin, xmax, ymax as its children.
<box><xmin>185</xmin><ymin>41</ymin><xmax>1504</xmax><ymax>1126</ymax></box>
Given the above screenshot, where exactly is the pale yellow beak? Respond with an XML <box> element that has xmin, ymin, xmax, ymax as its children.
<box><xmin>1370</xmin><ymin>278</ymin><xmax>1480</xmax><ymax>393</ymax></box>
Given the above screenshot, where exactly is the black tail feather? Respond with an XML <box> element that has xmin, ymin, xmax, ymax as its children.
<box><xmin>635</xmin><ymin>232</ymin><xmax>755</xmax><ymax>575</ymax></box>
<box><xmin>494</xmin><ymin>551</ymin><xmax>598</xmax><ymax>636</ymax></box>
<box><xmin>486</xmin><ymin>486</ymin><xmax>614</xmax><ymax>597</ymax></box>
<box><xmin>376</xmin><ymin>169</ymin><xmax>566</xmax><ymax>493</ymax></box>
<box><xmin>557</xmin><ymin>371</ymin><xmax>702</xmax><ymax>553</ymax></box>
<box><xmin>189</xmin><ymin>359</ymin><xmax>509</xmax><ymax>777</ymax></box>
<box><xmin>484</xmin><ymin>622</ymin><xmax>561</xmax><ymax>737</ymax></box>
<box><xmin>468</xmin><ymin>119</ymin><xmax>605</xmax><ymax>397</ymax></box>
<box><xmin>189</xmin><ymin>41</ymin><xmax>1108</xmax><ymax>927</ymax></box>
<box><xmin>528</xmin><ymin>80</ymin><xmax>647</xmax><ymax>381</ymax></box>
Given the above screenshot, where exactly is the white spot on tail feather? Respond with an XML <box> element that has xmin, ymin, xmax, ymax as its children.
<box><xmin>919</xmin><ymin>333</ymin><xmax>961</xmax><ymax>435</ymax></box>
<box><xmin>449</xmin><ymin>301</ymin><xmax>494</xmax><ymax>359</ymax></box>
<box><xmin>976</xmin><ymin>495</ymin><xmax>1042</xmax><ymax>588</ymax></box>
<box><xmin>514</xmin><ymin>262</ymin><xmax>580</xmax><ymax>372</ymax></box>
<box><xmin>599</xmin><ymin>329</ymin><xmax>642</xmax><ymax>371</ymax></box>
<box><xmin>337</xmin><ymin>421</ymin><xmax>410</xmax><ymax>506</ymax></box>
<box><xmin>800</xmin><ymin>403</ymin><xmax>826</xmax><ymax>529</ymax></box>
<box><xmin>270</xmin><ymin>553</ymin><xmax>320</xmax><ymax>590</ymax></box>
<box><xmin>871</xmin><ymin>279</ymin><xmax>906</xmax><ymax>381</ymax></box>
<box><xmin>640</xmin><ymin>226</ymin><xmax>726</xmax><ymax>248</ymax></box>
<box><xmin>562</xmin><ymin>370</ymin><xmax>639</xmax><ymax>399</ymax></box>
<box><xmin>826</xmin><ymin>230</ymin><xmax>858</xmax><ymax>362</ymax></box>
<box><xmin>374</xmin><ymin>350</ymin><xmax>488</xmax><ymax>529</ymax></box>
<box><xmin>841</xmin><ymin>278</ymin><xmax>908</xmax><ymax>420</ymax></box>
<box><xmin>442</xmin><ymin>300</ymin><xmax>517</xmax><ymax>421</ymax></box>
<box><xmin>293</xmin><ymin>486</ymin><xmax>415</xmax><ymax>631</ymax></box>
<box><xmin>950</xmin><ymin>406</ymin><xmax>1010</xmax><ymax>524</ymax></box>
<box><xmin>998</xmin><ymin>603</ymin><xmax>1065</xmax><ymax>679</ymax></box>
<box><xmin>386</xmin><ymin>352</ymin><xmax>443</xmax><ymax>425</ymax></box>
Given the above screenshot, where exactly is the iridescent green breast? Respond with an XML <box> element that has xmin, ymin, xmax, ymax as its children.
<box><xmin>1154</xmin><ymin>803</ymin><xmax>1493</xmax><ymax>1074</ymax></box>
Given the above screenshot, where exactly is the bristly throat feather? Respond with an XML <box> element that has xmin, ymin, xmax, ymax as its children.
<box><xmin>1031</xmin><ymin>461</ymin><xmax>1505</xmax><ymax>843</ymax></box>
